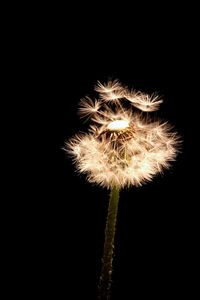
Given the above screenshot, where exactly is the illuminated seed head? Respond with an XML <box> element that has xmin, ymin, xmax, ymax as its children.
<box><xmin>66</xmin><ymin>80</ymin><xmax>180</xmax><ymax>189</ymax></box>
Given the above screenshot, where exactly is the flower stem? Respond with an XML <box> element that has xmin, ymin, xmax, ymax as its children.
<box><xmin>98</xmin><ymin>186</ymin><xmax>120</xmax><ymax>300</ymax></box>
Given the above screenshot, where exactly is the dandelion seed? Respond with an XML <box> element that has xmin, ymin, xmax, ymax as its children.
<box><xmin>125</xmin><ymin>90</ymin><xmax>163</xmax><ymax>112</ymax></box>
<box><xmin>95</xmin><ymin>79</ymin><xmax>123</xmax><ymax>94</ymax></box>
<box><xmin>78</xmin><ymin>96</ymin><xmax>101</xmax><ymax>118</ymax></box>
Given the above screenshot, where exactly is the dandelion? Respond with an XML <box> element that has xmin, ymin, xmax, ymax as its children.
<box><xmin>65</xmin><ymin>80</ymin><xmax>180</xmax><ymax>299</ymax></box>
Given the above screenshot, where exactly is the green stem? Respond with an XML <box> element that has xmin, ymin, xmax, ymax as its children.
<box><xmin>98</xmin><ymin>186</ymin><xmax>120</xmax><ymax>300</ymax></box>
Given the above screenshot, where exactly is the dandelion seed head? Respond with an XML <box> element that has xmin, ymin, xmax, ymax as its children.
<box><xmin>66</xmin><ymin>80</ymin><xmax>180</xmax><ymax>189</ymax></box>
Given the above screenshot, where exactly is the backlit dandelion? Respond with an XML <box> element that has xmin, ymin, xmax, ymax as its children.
<box><xmin>65</xmin><ymin>80</ymin><xmax>180</xmax><ymax>299</ymax></box>
<box><xmin>67</xmin><ymin>81</ymin><xmax>178</xmax><ymax>189</ymax></box>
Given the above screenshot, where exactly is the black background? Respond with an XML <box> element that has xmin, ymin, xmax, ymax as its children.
<box><xmin>22</xmin><ymin>4</ymin><xmax>198</xmax><ymax>299</ymax></box>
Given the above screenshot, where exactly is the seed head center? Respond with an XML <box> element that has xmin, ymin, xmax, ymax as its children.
<box><xmin>107</xmin><ymin>120</ymin><xmax>129</xmax><ymax>131</ymax></box>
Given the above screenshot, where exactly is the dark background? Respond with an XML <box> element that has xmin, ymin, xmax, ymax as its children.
<box><xmin>23</xmin><ymin>4</ymin><xmax>198</xmax><ymax>299</ymax></box>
